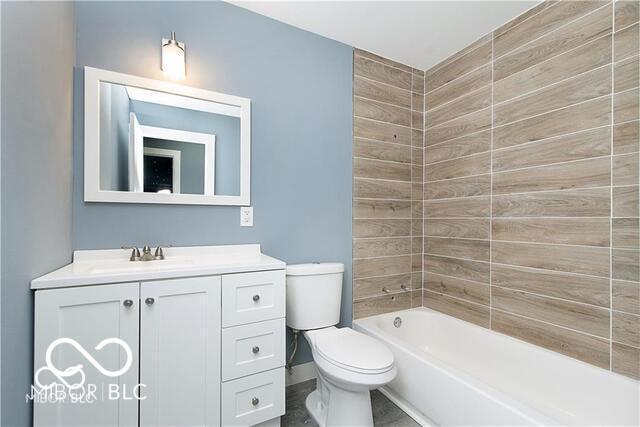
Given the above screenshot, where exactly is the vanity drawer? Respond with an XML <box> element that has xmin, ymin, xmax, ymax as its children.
<box><xmin>222</xmin><ymin>318</ymin><xmax>285</xmax><ymax>381</ymax></box>
<box><xmin>222</xmin><ymin>367</ymin><xmax>285</xmax><ymax>426</ymax></box>
<box><xmin>222</xmin><ymin>270</ymin><xmax>285</xmax><ymax>327</ymax></box>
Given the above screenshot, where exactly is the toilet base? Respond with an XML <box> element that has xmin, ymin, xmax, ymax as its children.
<box><xmin>305</xmin><ymin>372</ymin><xmax>374</xmax><ymax>427</ymax></box>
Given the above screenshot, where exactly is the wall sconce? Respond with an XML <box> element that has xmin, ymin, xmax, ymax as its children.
<box><xmin>162</xmin><ymin>32</ymin><xmax>186</xmax><ymax>80</ymax></box>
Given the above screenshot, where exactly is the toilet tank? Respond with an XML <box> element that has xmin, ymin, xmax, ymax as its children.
<box><xmin>286</xmin><ymin>263</ymin><xmax>344</xmax><ymax>330</ymax></box>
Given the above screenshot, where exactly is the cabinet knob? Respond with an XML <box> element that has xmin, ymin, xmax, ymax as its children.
<box><xmin>252</xmin><ymin>294</ymin><xmax>260</xmax><ymax>302</ymax></box>
<box><xmin>145</xmin><ymin>297</ymin><xmax>155</xmax><ymax>305</ymax></box>
<box><xmin>252</xmin><ymin>346</ymin><xmax>260</xmax><ymax>354</ymax></box>
<box><xmin>123</xmin><ymin>299</ymin><xmax>134</xmax><ymax>308</ymax></box>
<box><xmin>252</xmin><ymin>397</ymin><xmax>259</xmax><ymax>406</ymax></box>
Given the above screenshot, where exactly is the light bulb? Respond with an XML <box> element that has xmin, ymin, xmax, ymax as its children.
<box><xmin>162</xmin><ymin>32</ymin><xmax>185</xmax><ymax>80</ymax></box>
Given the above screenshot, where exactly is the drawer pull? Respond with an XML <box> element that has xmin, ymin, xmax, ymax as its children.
<box><xmin>145</xmin><ymin>297</ymin><xmax>155</xmax><ymax>306</ymax></box>
<box><xmin>252</xmin><ymin>294</ymin><xmax>260</xmax><ymax>302</ymax></box>
<box><xmin>123</xmin><ymin>299</ymin><xmax>133</xmax><ymax>307</ymax></box>
<box><xmin>252</xmin><ymin>397</ymin><xmax>259</xmax><ymax>406</ymax></box>
<box><xmin>252</xmin><ymin>346</ymin><xmax>260</xmax><ymax>354</ymax></box>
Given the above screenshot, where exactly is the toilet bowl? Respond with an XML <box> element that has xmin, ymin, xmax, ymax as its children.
<box><xmin>286</xmin><ymin>263</ymin><xmax>396</xmax><ymax>427</ymax></box>
<box><xmin>303</xmin><ymin>327</ymin><xmax>397</xmax><ymax>427</ymax></box>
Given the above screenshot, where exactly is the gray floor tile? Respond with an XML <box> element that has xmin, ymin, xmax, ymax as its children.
<box><xmin>282</xmin><ymin>379</ymin><xmax>419</xmax><ymax>427</ymax></box>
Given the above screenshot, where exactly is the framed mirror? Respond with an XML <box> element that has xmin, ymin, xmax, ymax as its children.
<box><xmin>84</xmin><ymin>67</ymin><xmax>250</xmax><ymax>205</ymax></box>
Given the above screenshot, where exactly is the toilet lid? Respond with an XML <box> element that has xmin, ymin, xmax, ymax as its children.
<box><xmin>315</xmin><ymin>328</ymin><xmax>394</xmax><ymax>373</ymax></box>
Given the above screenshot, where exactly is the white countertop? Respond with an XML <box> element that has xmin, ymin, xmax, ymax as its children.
<box><xmin>31</xmin><ymin>244</ymin><xmax>286</xmax><ymax>290</ymax></box>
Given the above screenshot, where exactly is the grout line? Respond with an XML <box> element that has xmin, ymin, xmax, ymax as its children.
<box><xmin>427</xmin><ymin>2</ymin><xmax>611</xmax><ymax>99</ymax></box>
<box><xmin>354</xmin><ymin>135</ymin><xmax>413</xmax><ymax>148</ymax></box>
<box><xmin>355</xmin><ymin>74</ymin><xmax>413</xmax><ymax>94</ymax></box>
<box><xmin>354</xmin><ymin>197</ymin><xmax>412</xmax><ymax>203</ymax></box>
<box><xmin>353</xmin><ymin>289</ymin><xmax>413</xmax><ymax>303</ymax></box>
<box><xmin>425</xmin><ymin>127</ymin><xmax>489</xmax><ymax>149</ymax></box>
<box><xmin>491</xmin><ymin>124</ymin><xmax>612</xmax><ymax>153</ymax></box>
<box><xmin>425</xmin><ymin>62</ymin><xmax>491</xmax><ymax>96</ymax></box>
<box><xmin>354</xmin><ymin>115</ymin><xmax>412</xmax><ymax>130</ymax></box>
<box><xmin>490</xmin><ymin>307</ymin><xmax>612</xmax><ymax>341</ymax></box>
<box><xmin>609</xmin><ymin>5</ymin><xmax>615</xmax><ymax>369</ymax></box>
<box><xmin>426</xmin><ymin>216</ymin><xmax>612</xmax><ymax>220</ymax></box>
<box><xmin>354</xmin><ymin>176</ymin><xmax>413</xmax><ymax>184</ymax></box>
<box><xmin>426</xmin><ymin>106</ymin><xmax>490</xmax><ymax>132</ymax></box>
<box><xmin>612</xmin><ymin>52</ymin><xmax>638</xmax><ymax>66</ymax></box>
<box><xmin>424</xmin><ymin>252</ymin><xmax>490</xmax><ymax>264</ymax></box>
<box><xmin>422</xmin><ymin>71</ymin><xmax>426</xmax><ymax>305</ymax></box>
<box><xmin>354</xmin><ymin>51</ymin><xmax>414</xmax><ymax>75</ymax></box>
<box><xmin>425</xmin><ymin>83</ymin><xmax>491</xmax><ymax>114</ymax></box>
<box><xmin>493</xmin><ymin>284</ymin><xmax>610</xmax><ymax>311</ymax></box>
<box><xmin>490</xmin><ymin>259</ymin><xmax>615</xmax><ymax>281</ymax></box>
<box><xmin>353</xmin><ymin>235</ymin><xmax>412</xmax><ymax>240</ymax></box>
<box><xmin>426</xmin><ymin>151</ymin><xmax>490</xmax><ymax>166</ymax></box>
<box><xmin>423</xmin><ymin>288</ymin><xmax>490</xmax><ymax>308</ymax></box>
<box><xmin>492</xmin><ymin>0</ymin><xmax>558</xmax><ymax>42</ymax></box>
<box><xmin>493</xmin><ymin>153</ymin><xmax>612</xmax><ymax>175</ymax></box>
<box><xmin>613</xmin><ymin>19</ymin><xmax>640</xmax><ymax>35</ymax></box>
<box><xmin>487</xmin><ymin>29</ymin><xmax>494</xmax><ymax>330</ymax></box>
<box><xmin>493</xmin><ymin>31</ymin><xmax>614</xmax><ymax>89</ymax></box>
<box><xmin>354</xmin><ymin>94</ymin><xmax>412</xmax><ymax>112</ymax></box>
<box><xmin>491</xmin><ymin>93</ymin><xmax>612</xmax><ymax>131</ymax></box>
<box><xmin>428</xmin><ymin>236</ymin><xmax>610</xmax><ymax>250</ymax></box>
<box><xmin>410</xmin><ymin>71</ymin><xmax>415</xmax><ymax>309</ymax></box>
<box><xmin>425</xmin><ymin>151</ymin><xmax>611</xmax><ymax>185</ymax></box>
<box><xmin>354</xmin><ymin>254</ymin><xmax>413</xmax><ymax>261</ymax></box>
<box><xmin>353</xmin><ymin>272</ymin><xmax>412</xmax><ymax>281</ymax></box>
<box><xmin>492</xmin><ymin>2</ymin><xmax>613</xmax><ymax>63</ymax></box>
<box><xmin>354</xmin><ymin>155</ymin><xmax>412</xmax><ymax>167</ymax></box>
<box><xmin>424</xmin><ymin>271</ymin><xmax>491</xmax><ymax>288</ymax></box>
<box><xmin>492</xmin><ymin>63</ymin><xmax>612</xmax><ymax>109</ymax></box>
<box><xmin>426</xmin><ymin>251</ymin><xmax>615</xmax><ymax>282</ymax></box>
<box><xmin>426</xmin><ymin>148</ymin><xmax>492</xmax><ymax>166</ymax></box>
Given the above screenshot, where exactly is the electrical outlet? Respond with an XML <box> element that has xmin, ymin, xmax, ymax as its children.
<box><xmin>240</xmin><ymin>206</ymin><xmax>253</xmax><ymax>227</ymax></box>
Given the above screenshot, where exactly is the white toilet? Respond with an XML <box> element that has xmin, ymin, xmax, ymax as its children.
<box><xmin>286</xmin><ymin>263</ymin><xmax>396</xmax><ymax>427</ymax></box>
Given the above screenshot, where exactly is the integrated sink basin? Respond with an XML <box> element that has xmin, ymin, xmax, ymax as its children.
<box><xmin>31</xmin><ymin>244</ymin><xmax>285</xmax><ymax>289</ymax></box>
<box><xmin>77</xmin><ymin>259</ymin><xmax>197</xmax><ymax>275</ymax></box>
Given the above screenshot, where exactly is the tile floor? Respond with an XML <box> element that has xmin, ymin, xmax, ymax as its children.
<box><xmin>282</xmin><ymin>379</ymin><xmax>419</xmax><ymax>427</ymax></box>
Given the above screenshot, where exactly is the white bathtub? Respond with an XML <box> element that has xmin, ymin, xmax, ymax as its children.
<box><xmin>353</xmin><ymin>307</ymin><xmax>639</xmax><ymax>426</ymax></box>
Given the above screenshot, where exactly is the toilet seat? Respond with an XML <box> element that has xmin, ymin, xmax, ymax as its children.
<box><xmin>307</xmin><ymin>327</ymin><xmax>394</xmax><ymax>374</ymax></box>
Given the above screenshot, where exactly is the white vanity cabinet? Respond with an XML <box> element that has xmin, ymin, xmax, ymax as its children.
<box><xmin>32</xmin><ymin>245</ymin><xmax>287</xmax><ymax>427</ymax></box>
<box><xmin>33</xmin><ymin>283</ymin><xmax>141</xmax><ymax>427</ymax></box>
<box><xmin>139</xmin><ymin>276</ymin><xmax>222</xmax><ymax>427</ymax></box>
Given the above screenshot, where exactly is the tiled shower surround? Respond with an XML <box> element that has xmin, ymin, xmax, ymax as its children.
<box><xmin>352</xmin><ymin>49</ymin><xmax>425</xmax><ymax>317</ymax></box>
<box><xmin>353</xmin><ymin>0</ymin><xmax>639</xmax><ymax>380</ymax></box>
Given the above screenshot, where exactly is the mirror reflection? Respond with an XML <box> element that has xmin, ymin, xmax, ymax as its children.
<box><xmin>99</xmin><ymin>82</ymin><xmax>241</xmax><ymax>196</ymax></box>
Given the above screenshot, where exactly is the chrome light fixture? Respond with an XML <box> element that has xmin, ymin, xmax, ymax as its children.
<box><xmin>162</xmin><ymin>32</ymin><xmax>186</xmax><ymax>80</ymax></box>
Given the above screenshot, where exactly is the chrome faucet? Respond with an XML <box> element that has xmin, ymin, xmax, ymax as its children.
<box><xmin>154</xmin><ymin>245</ymin><xmax>171</xmax><ymax>260</ymax></box>
<box><xmin>140</xmin><ymin>245</ymin><xmax>155</xmax><ymax>261</ymax></box>
<box><xmin>122</xmin><ymin>246</ymin><xmax>141</xmax><ymax>261</ymax></box>
<box><xmin>122</xmin><ymin>245</ymin><xmax>172</xmax><ymax>261</ymax></box>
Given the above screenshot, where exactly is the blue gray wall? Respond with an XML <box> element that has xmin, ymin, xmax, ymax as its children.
<box><xmin>1</xmin><ymin>2</ymin><xmax>75</xmax><ymax>425</ymax></box>
<box><xmin>74</xmin><ymin>1</ymin><xmax>353</xmax><ymax>365</ymax></box>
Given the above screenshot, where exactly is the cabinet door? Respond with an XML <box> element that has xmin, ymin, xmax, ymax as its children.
<box><xmin>140</xmin><ymin>276</ymin><xmax>221</xmax><ymax>427</ymax></box>
<box><xmin>33</xmin><ymin>283</ymin><xmax>140</xmax><ymax>427</ymax></box>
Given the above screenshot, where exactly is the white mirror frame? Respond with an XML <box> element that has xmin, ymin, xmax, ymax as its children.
<box><xmin>84</xmin><ymin>66</ymin><xmax>251</xmax><ymax>206</ymax></box>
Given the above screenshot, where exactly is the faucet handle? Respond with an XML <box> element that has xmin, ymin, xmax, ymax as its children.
<box><xmin>121</xmin><ymin>246</ymin><xmax>141</xmax><ymax>261</ymax></box>
<box><xmin>154</xmin><ymin>245</ymin><xmax>173</xmax><ymax>260</ymax></box>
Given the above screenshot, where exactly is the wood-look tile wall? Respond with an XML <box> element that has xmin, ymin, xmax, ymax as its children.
<box><xmin>353</xmin><ymin>49</ymin><xmax>424</xmax><ymax>318</ymax></box>
<box><xmin>423</xmin><ymin>0</ymin><xmax>639</xmax><ymax>380</ymax></box>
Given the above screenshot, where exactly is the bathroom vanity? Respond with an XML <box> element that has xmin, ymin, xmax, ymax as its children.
<box><xmin>31</xmin><ymin>245</ymin><xmax>286</xmax><ymax>427</ymax></box>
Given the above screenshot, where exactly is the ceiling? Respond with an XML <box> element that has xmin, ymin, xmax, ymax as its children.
<box><xmin>230</xmin><ymin>1</ymin><xmax>538</xmax><ymax>70</ymax></box>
